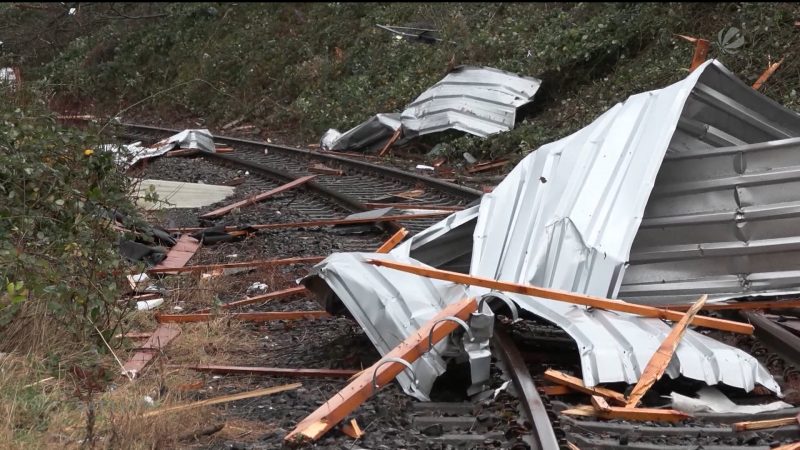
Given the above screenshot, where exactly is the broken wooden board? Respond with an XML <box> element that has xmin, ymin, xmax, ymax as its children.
<box><xmin>376</xmin><ymin>228</ymin><xmax>408</xmax><ymax>253</ymax></box>
<box><xmin>199</xmin><ymin>175</ymin><xmax>317</xmax><ymax>219</ymax></box>
<box><xmin>625</xmin><ymin>295</ymin><xmax>708</xmax><ymax>408</ymax></box>
<box><xmin>539</xmin><ymin>385</ymin><xmax>573</xmax><ymax>396</ymax></box>
<box><xmin>341</xmin><ymin>419</ymin><xmax>364</xmax><ymax>439</ymax></box>
<box><xmin>150</xmin><ymin>235</ymin><xmax>201</xmax><ymax>274</ymax></box>
<box><xmin>367</xmin><ymin>259</ymin><xmax>753</xmax><ymax>335</ymax></box>
<box><xmin>121</xmin><ymin>323</ymin><xmax>181</xmax><ymax>379</ymax></box>
<box><xmin>753</xmin><ymin>57</ymin><xmax>785</xmax><ymax>90</ymax></box>
<box><xmin>309</xmin><ymin>163</ymin><xmax>344</xmax><ymax>176</ymax></box>
<box><xmin>285</xmin><ymin>297</ymin><xmax>478</xmax><ymax>443</ymax></box>
<box><xmin>466</xmin><ymin>159</ymin><xmax>509</xmax><ymax>174</ymax></box>
<box><xmin>178</xmin><ymin>365</ymin><xmax>358</xmax><ymax>379</ymax></box>
<box><xmin>156</xmin><ymin>311</ymin><xmax>329</xmax><ymax>323</ymax></box>
<box><xmin>378</xmin><ymin>128</ymin><xmax>402</xmax><ymax>157</ymax></box>
<box><xmin>561</xmin><ymin>398</ymin><xmax>690</xmax><ymax>423</ymax></box>
<box><xmin>543</xmin><ymin>369</ymin><xmax>626</xmax><ymax>405</ymax></box>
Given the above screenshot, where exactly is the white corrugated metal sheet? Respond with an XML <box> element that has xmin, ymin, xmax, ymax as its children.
<box><xmin>320</xmin><ymin>66</ymin><xmax>541</xmax><ymax>152</ymax></box>
<box><xmin>307</xmin><ymin>59</ymin><xmax>796</xmax><ymax>397</ymax></box>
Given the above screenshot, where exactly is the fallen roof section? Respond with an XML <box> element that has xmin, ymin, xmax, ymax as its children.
<box><xmin>308</xmin><ymin>59</ymin><xmax>790</xmax><ymax>396</ymax></box>
<box><xmin>321</xmin><ymin>66</ymin><xmax>541</xmax><ymax>152</ymax></box>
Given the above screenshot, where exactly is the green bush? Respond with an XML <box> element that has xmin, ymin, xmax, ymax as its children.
<box><xmin>0</xmin><ymin>93</ymin><xmax>136</xmax><ymax>343</ymax></box>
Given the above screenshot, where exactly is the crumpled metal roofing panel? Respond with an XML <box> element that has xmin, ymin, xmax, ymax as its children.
<box><xmin>320</xmin><ymin>66</ymin><xmax>540</xmax><ymax>151</ymax></box>
<box><xmin>469</xmin><ymin>60</ymin><xmax>782</xmax><ymax>392</ymax></box>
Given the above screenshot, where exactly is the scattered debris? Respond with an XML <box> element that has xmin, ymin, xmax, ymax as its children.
<box><xmin>543</xmin><ymin>369</ymin><xmax>626</xmax><ymax>405</ymax></box>
<box><xmin>150</xmin><ymin>235</ymin><xmax>201</xmax><ymax>273</ymax></box>
<box><xmin>415</xmin><ymin>164</ymin><xmax>435</xmax><ymax>171</ymax></box>
<box><xmin>321</xmin><ymin>66</ymin><xmax>541</xmax><ymax>152</ymax></box>
<box><xmin>195</xmin><ymin>286</ymin><xmax>307</xmax><ymax>314</ymax></box>
<box><xmin>341</xmin><ymin>419</ymin><xmax>365</xmax><ymax>439</ymax></box>
<box><xmin>732</xmin><ymin>413</ymin><xmax>800</xmax><ymax>431</ymax></box>
<box><xmin>199</xmin><ymin>175</ymin><xmax>317</xmax><ymax>219</ymax></box>
<box><xmin>462</xmin><ymin>152</ymin><xmax>478</xmax><ymax>164</ymax></box>
<box><xmin>136</xmin><ymin>298</ymin><xmax>164</xmax><ymax>311</ymax></box>
<box><xmin>146</xmin><ymin>256</ymin><xmax>324</xmax><ymax>274</ymax></box>
<box><xmin>465</xmin><ymin>159</ymin><xmax>509</xmax><ymax>174</ymax></box>
<box><xmin>142</xmin><ymin>383</ymin><xmax>301</xmax><ymax>418</ymax></box>
<box><xmin>375</xmin><ymin>228</ymin><xmax>409</xmax><ymax>253</ymax></box>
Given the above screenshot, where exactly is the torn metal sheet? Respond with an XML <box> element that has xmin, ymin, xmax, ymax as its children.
<box><xmin>670</xmin><ymin>387</ymin><xmax>792</xmax><ymax>414</ymax></box>
<box><xmin>135</xmin><ymin>179</ymin><xmax>234</xmax><ymax>210</ymax></box>
<box><xmin>304</xmin><ymin>252</ymin><xmax>469</xmax><ymax>400</ymax></box>
<box><xmin>321</xmin><ymin>66</ymin><xmax>540</xmax><ymax>152</ymax></box>
<box><xmin>470</xmin><ymin>60</ymin><xmax>783</xmax><ymax>393</ymax></box>
<box><xmin>154</xmin><ymin>128</ymin><xmax>216</xmax><ymax>153</ymax></box>
<box><xmin>102</xmin><ymin>129</ymin><xmax>216</xmax><ymax>168</ymax></box>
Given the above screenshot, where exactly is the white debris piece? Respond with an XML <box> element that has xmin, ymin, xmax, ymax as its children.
<box><xmin>670</xmin><ymin>387</ymin><xmax>793</xmax><ymax>415</ymax></box>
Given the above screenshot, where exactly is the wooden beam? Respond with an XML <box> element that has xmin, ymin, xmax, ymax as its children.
<box><xmin>732</xmin><ymin>414</ymin><xmax>800</xmax><ymax>431</ymax></box>
<box><xmin>199</xmin><ymin>175</ymin><xmax>317</xmax><ymax>219</ymax></box>
<box><xmin>142</xmin><ymin>383</ymin><xmax>301</xmax><ymax>418</ymax></box>
<box><xmin>150</xmin><ymin>235</ymin><xmax>201</xmax><ymax>274</ymax></box>
<box><xmin>543</xmin><ymin>369</ymin><xmax>626</xmax><ymax>405</ymax></box>
<box><xmin>156</xmin><ymin>311</ymin><xmax>329</xmax><ymax>323</ymax></box>
<box><xmin>366</xmin><ymin>259</ymin><xmax>753</xmax><ymax>335</ymax></box>
<box><xmin>378</xmin><ymin>128</ymin><xmax>402</xmax><ymax>157</ymax></box>
<box><xmin>466</xmin><ymin>159</ymin><xmax>509</xmax><ymax>174</ymax></box>
<box><xmin>195</xmin><ymin>286</ymin><xmax>307</xmax><ymax>314</ymax></box>
<box><xmin>689</xmin><ymin>38</ymin><xmax>710</xmax><ymax>72</ymax></box>
<box><xmin>122</xmin><ymin>324</ymin><xmax>181</xmax><ymax>378</ymax></box>
<box><xmin>309</xmin><ymin>163</ymin><xmax>344</xmax><ymax>176</ymax></box>
<box><xmin>146</xmin><ymin>256</ymin><xmax>323</xmax><ymax>274</ymax></box>
<box><xmin>663</xmin><ymin>298</ymin><xmax>800</xmax><ymax>312</ymax></box>
<box><xmin>753</xmin><ymin>57</ymin><xmax>785</xmax><ymax>90</ymax></box>
<box><xmin>376</xmin><ymin>228</ymin><xmax>409</xmax><ymax>253</ymax></box>
<box><xmin>625</xmin><ymin>295</ymin><xmax>708</xmax><ymax>408</ymax></box>
<box><xmin>285</xmin><ymin>297</ymin><xmax>478</xmax><ymax>443</ymax></box>
<box><xmin>177</xmin><ymin>365</ymin><xmax>358</xmax><ymax>379</ymax></box>
<box><xmin>592</xmin><ymin>395</ymin><xmax>690</xmax><ymax>422</ymax></box>
<box><xmin>166</xmin><ymin>212</ymin><xmax>451</xmax><ymax>233</ymax></box>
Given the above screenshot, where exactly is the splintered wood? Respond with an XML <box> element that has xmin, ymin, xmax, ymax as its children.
<box><xmin>199</xmin><ymin>175</ymin><xmax>317</xmax><ymax>219</ymax></box>
<box><xmin>625</xmin><ymin>295</ymin><xmax>708</xmax><ymax>408</ymax></box>
<box><xmin>142</xmin><ymin>383</ymin><xmax>301</xmax><ymax>418</ymax></box>
<box><xmin>285</xmin><ymin>297</ymin><xmax>478</xmax><ymax>443</ymax></box>
<box><xmin>150</xmin><ymin>235</ymin><xmax>201</xmax><ymax>274</ymax></box>
<box><xmin>543</xmin><ymin>369</ymin><xmax>626</xmax><ymax>405</ymax></box>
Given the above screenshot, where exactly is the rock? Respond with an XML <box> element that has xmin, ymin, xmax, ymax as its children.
<box><xmin>421</xmin><ymin>423</ymin><xmax>443</xmax><ymax>437</ymax></box>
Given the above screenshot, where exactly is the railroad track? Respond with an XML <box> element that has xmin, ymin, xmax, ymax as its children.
<box><xmin>105</xmin><ymin>122</ymin><xmax>800</xmax><ymax>449</ymax></box>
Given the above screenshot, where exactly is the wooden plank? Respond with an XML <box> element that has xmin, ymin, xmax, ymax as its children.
<box><xmin>753</xmin><ymin>57</ymin><xmax>785</xmax><ymax>90</ymax></box>
<box><xmin>690</xmin><ymin>38</ymin><xmax>710</xmax><ymax>72</ymax></box>
<box><xmin>367</xmin><ymin>259</ymin><xmax>753</xmax><ymax>335</ymax></box>
<box><xmin>142</xmin><ymin>383</ymin><xmax>301</xmax><ymax>418</ymax></box>
<box><xmin>592</xmin><ymin>395</ymin><xmax>690</xmax><ymax>422</ymax></box>
<box><xmin>199</xmin><ymin>175</ymin><xmax>317</xmax><ymax>219</ymax></box>
<box><xmin>376</xmin><ymin>228</ymin><xmax>408</xmax><ymax>253</ymax></box>
<box><xmin>121</xmin><ymin>324</ymin><xmax>181</xmax><ymax>378</ymax></box>
<box><xmin>364</xmin><ymin>203</ymin><xmax>465</xmax><ymax>212</ymax></box>
<box><xmin>543</xmin><ymin>369</ymin><xmax>626</xmax><ymax>404</ymax></box>
<box><xmin>156</xmin><ymin>311</ymin><xmax>329</xmax><ymax>323</ymax></box>
<box><xmin>285</xmin><ymin>297</ymin><xmax>478</xmax><ymax>443</ymax></box>
<box><xmin>166</xmin><ymin>213</ymin><xmax>452</xmax><ymax>233</ymax></box>
<box><xmin>466</xmin><ymin>159</ymin><xmax>509</xmax><ymax>174</ymax></box>
<box><xmin>195</xmin><ymin>286</ymin><xmax>307</xmax><ymax>314</ymax></box>
<box><xmin>539</xmin><ymin>385</ymin><xmax>574</xmax><ymax>396</ymax></box>
<box><xmin>146</xmin><ymin>256</ymin><xmax>323</xmax><ymax>274</ymax></box>
<box><xmin>664</xmin><ymin>298</ymin><xmax>800</xmax><ymax>312</ymax></box>
<box><xmin>625</xmin><ymin>295</ymin><xmax>708</xmax><ymax>408</ymax></box>
<box><xmin>179</xmin><ymin>364</ymin><xmax>358</xmax><ymax>378</ymax></box>
<box><xmin>378</xmin><ymin>128</ymin><xmax>402</xmax><ymax>157</ymax></box>
<box><xmin>732</xmin><ymin>414</ymin><xmax>800</xmax><ymax>431</ymax></box>
<box><xmin>151</xmin><ymin>235</ymin><xmax>201</xmax><ymax>274</ymax></box>
<box><xmin>772</xmin><ymin>442</ymin><xmax>800</xmax><ymax>450</ymax></box>
<box><xmin>309</xmin><ymin>163</ymin><xmax>344</xmax><ymax>176</ymax></box>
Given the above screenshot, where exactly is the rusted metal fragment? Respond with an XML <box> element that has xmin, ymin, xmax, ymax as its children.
<box><xmin>199</xmin><ymin>175</ymin><xmax>317</xmax><ymax>219</ymax></box>
<box><xmin>121</xmin><ymin>323</ymin><xmax>181</xmax><ymax>378</ymax></box>
<box><xmin>285</xmin><ymin>297</ymin><xmax>477</xmax><ymax>443</ymax></box>
<box><xmin>156</xmin><ymin>311</ymin><xmax>329</xmax><ymax>323</ymax></box>
<box><xmin>146</xmin><ymin>256</ymin><xmax>324</xmax><ymax>274</ymax></box>
<box><xmin>151</xmin><ymin>235</ymin><xmax>201</xmax><ymax>274</ymax></box>
<box><xmin>179</xmin><ymin>364</ymin><xmax>358</xmax><ymax>378</ymax></box>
